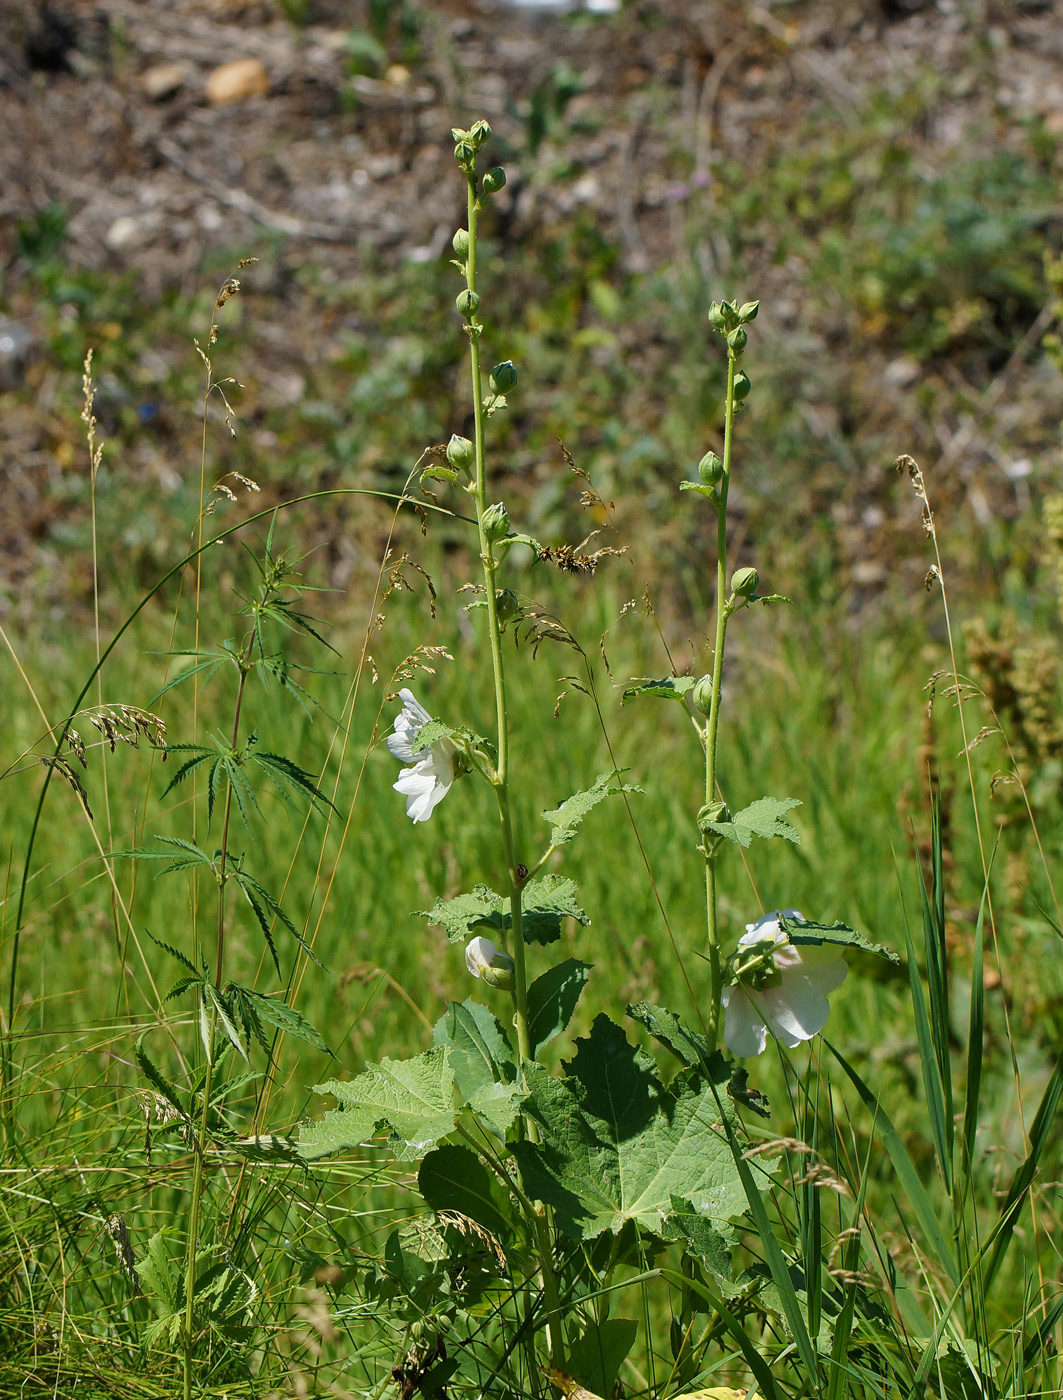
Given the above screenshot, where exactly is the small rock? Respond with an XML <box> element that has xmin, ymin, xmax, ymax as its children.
<box><xmin>141</xmin><ymin>61</ymin><xmax>188</xmax><ymax>101</ymax></box>
<box><xmin>105</xmin><ymin>215</ymin><xmax>141</xmax><ymax>250</ymax></box>
<box><xmin>206</xmin><ymin>58</ymin><xmax>269</xmax><ymax>105</ymax></box>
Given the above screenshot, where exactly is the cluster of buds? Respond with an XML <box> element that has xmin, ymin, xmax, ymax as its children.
<box><xmin>708</xmin><ymin>298</ymin><xmax>757</xmax><ymax>403</ymax></box>
<box><xmin>452</xmin><ymin>119</ymin><xmax>492</xmax><ymax>173</ymax></box>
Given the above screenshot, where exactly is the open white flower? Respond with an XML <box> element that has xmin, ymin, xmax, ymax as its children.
<box><xmin>722</xmin><ymin>909</ymin><xmax>848</xmax><ymax>1058</ymax></box>
<box><xmin>387</xmin><ymin>688</ymin><xmax>455</xmax><ymax>823</ymax></box>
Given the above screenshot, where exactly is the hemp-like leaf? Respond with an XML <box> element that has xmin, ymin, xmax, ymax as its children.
<box><xmin>701</xmin><ymin>795</ymin><xmax>802</xmax><ymax>849</ymax></box>
<box><xmin>542</xmin><ymin>771</ymin><xmax>641</xmax><ymax>847</ymax></box>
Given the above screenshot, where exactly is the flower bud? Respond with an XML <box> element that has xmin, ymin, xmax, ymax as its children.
<box><xmin>455</xmin><ymin>289</ymin><xmax>480</xmax><ymax>319</ymax></box>
<box><xmin>738</xmin><ymin>300</ymin><xmax>760</xmax><ymax>322</ymax></box>
<box><xmin>481</xmin><ymin>502</ymin><xmax>511</xmax><ymax>542</ymax></box>
<box><xmin>489</xmin><ymin>360</ymin><xmax>517</xmax><ymax>393</ymax></box>
<box><xmin>731</xmin><ymin>566</ymin><xmax>759</xmax><ymax>597</ymax></box>
<box><xmin>691</xmin><ymin>674</ymin><xmax>714</xmax><ymax>717</ymax></box>
<box><xmin>465</xmin><ymin>936</ymin><xmax>515</xmax><ymax>990</ymax></box>
<box><xmin>453</xmin><ymin>140</ymin><xmax>475</xmax><ymax>168</ymax></box>
<box><xmin>727</xmin><ymin>326</ymin><xmax>748</xmax><ymax>354</ymax></box>
<box><xmin>707</xmin><ymin>301</ymin><xmax>728</xmax><ymax>329</ymax></box>
<box><xmin>495</xmin><ymin>587</ymin><xmax>521</xmax><ymax>624</ymax></box>
<box><xmin>452</xmin><ymin>228</ymin><xmax>470</xmax><ymax>258</ymax></box>
<box><xmin>698</xmin><ymin>450</ymin><xmax>724</xmax><ymax>486</ymax></box>
<box><xmin>733</xmin><ymin>370</ymin><xmax>751</xmax><ymax>401</ymax></box>
<box><xmin>469</xmin><ymin>119</ymin><xmax>492</xmax><ymax>147</ymax></box>
<box><xmin>446</xmin><ymin>434</ymin><xmax>474</xmax><ymax>473</ymax></box>
<box><xmin>481</xmin><ymin>166</ymin><xmax>507</xmax><ymax>195</ymax></box>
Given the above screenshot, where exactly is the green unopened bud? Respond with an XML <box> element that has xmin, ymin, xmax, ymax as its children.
<box><xmin>469</xmin><ymin>119</ymin><xmax>492</xmax><ymax>147</ymax></box>
<box><xmin>495</xmin><ymin>588</ymin><xmax>521</xmax><ymax>624</ymax></box>
<box><xmin>698</xmin><ymin>450</ymin><xmax>724</xmax><ymax>486</ymax></box>
<box><xmin>455</xmin><ymin>289</ymin><xmax>480</xmax><ymax>319</ymax></box>
<box><xmin>707</xmin><ymin>301</ymin><xmax>728</xmax><ymax>329</ymax></box>
<box><xmin>452</xmin><ymin>228</ymin><xmax>470</xmax><ymax>257</ymax></box>
<box><xmin>446</xmin><ymin>434</ymin><xmax>474</xmax><ymax>473</ymax></box>
<box><xmin>453</xmin><ymin>140</ymin><xmax>475</xmax><ymax>167</ymax></box>
<box><xmin>489</xmin><ymin>360</ymin><xmax>517</xmax><ymax>393</ymax></box>
<box><xmin>481</xmin><ymin>166</ymin><xmax>507</xmax><ymax>196</ymax></box>
<box><xmin>481</xmin><ymin>502</ymin><xmax>510</xmax><ymax>542</ymax></box>
<box><xmin>691</xmin><ymin>674</ymin><xmax>714</xmax><ymax>717</ymax></box>
<box><xmin>727</xmin><ymin>326</ymin><xmax>748</xmax><ymax>354</ymax></box>
<box><xmin>733</xmin><ymin>370</ymin><xmax>751</xmax><ymax>401</ymax></box>
<box><xmin>731</xmin><ymin>566</ymin><xmax>759</xmax><ymax>597</ymax></box>
<box><xmin>738</xmin><ymin>300</ymin><xmax>760</xmax><ymax>322</ymax></box>
<box><xmin>480</xmin><ymin>956</ymin><xmax>515</xmax><ymax>991</ymax></box>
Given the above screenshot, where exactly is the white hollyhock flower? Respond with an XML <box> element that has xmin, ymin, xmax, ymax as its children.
<box><xmin>722</xmin><ymin>909</ymin><xmax>848</xmax><ymax>1058</ymax></box>
<box><xmin>387</xmin><ymin>688</ymin><xmax>454</xmax><ymax>823</ymax></box>
<box><xmin>465</xmin><ymin>935</ymin><xmax>515</xmax><ymax>990</ymax></box>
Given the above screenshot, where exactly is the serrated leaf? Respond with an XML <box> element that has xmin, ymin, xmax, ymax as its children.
<box><xmin>703</xmin><ymin>796</ymin><xmax>801</xmax><ymax>849</ymax></box>
<box><xmin>241</xmin><ymin>990</ymin><xmax>331</xmax><ymax>1054</ymax></box>
<box><xmin>780</xmin><ymin>915</ymin><xmax>900</xmax><ymax>964</ymax></box>
<box><xmin>512</xmin><ymin>1017</ymin><xmax>747</xmax><ymax>1240</ymax></box>
<box><xmin>421</xmin><ymin>876</ymin><xmax>587</xmax><ymax>947</ymax></box>
<box><xmin>521</xmin><ymin>874</ymin><xmax>589</xmax><ymax>946</ymax></box>
<box><xmin>542</xmin><ymin>771</ymin><xmax>641</xmax><ymax>847</ymax></box>
<box><xmin>301</xmin><ymin>1048</ymin><xmax>457</xmax><ymax>1161</ymax></box>
<box><xmin>137</xmin><ymin>1229</ymin><xmax>181</xmax><ymax>1316</ymax></box>
<box><xmin>497</xmin><ymin>531</ymin><xmax>542</xmax><ymax>558</ymax></box>
<box><xmin>662</xmin><ymin>1196</ymin><xmax>739</xmax><ymax>1295</ymax></box>
<box><xmin>466</xmin><ymin>1079</ymin><xmax>526</xmax><ymax>1135</ymax></box>
<box><xmin>627</xmin><ymin>1002</ymin><xmax>716</xmax><ymax>1074</ymax></box>
<box><xmin>420</xmin><ymin>465</ymin><xmax>459</xmax><ymax>484</ymax></box>
<box><xmin>433</xmin><ymin>999</ymin><xmax>515</xmax><ymax>1098</ymax></box>
<box><xmin>420</xmin><ymin>885</ymin><xmax>506</xmax><ymax>943</ymax></box>
<box><xmin>678</xmin><ymin>481</ymin><xmax>717</xmax><ymax>497</ymax></box>
<box><xmin>135</xmin><ymin>1036</ymin><xmax>186</xmax><ymax>1117</ymax></box>
<box><xmin>417</xmin><ymin>1144</ymin><xmax>513</xmax><ymax>1239</ymax></box>
<box><xmin>621</xmin><ymin>676</ymin><xmax>696</xmax><ymax>704</ymax></box>
<box><xmin>528</xmin><ymin>960</ymin><xmax>591</xmax><ymax>1056</ymax></box>
<box><xmin>410</xmin><ymin>718</ymin><xmax>458</xmax><ymax>754</ymax></box>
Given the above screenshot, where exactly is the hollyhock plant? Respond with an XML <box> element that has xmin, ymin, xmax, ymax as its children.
<box><xmin>465</xmin><ymin>935</ymin><xmax>515</xmax><ymax>989</ymax></box>
<box><xmin>722</xmin><ymin>909</ymin><xmax>848</xmax><ymax>1058</ymax></box>
<box><xmin>387</xmin><ymin>688</ymin><xmax>455</xmax><ymax>823</ymax></box>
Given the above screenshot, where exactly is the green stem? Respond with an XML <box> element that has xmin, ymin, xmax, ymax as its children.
<box><xmin>181</xmin><ymin>630</ymin><xmax>254</xmax><ymax>1398</ymax></box>
<box><xmin>464</xmin><ymin>174</ymin><xmax>533</xmax><ymax>1073</ymax></box>
<box><xmin>703</xmin><ymin>349</ymin><xmax>738</xmax><ymax>1053</ymax></box>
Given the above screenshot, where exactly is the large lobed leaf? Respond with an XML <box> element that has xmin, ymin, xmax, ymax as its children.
<box><xmin>512</xmin><ymin>1016</ymin><xmax>748</xmax><ymax>1240</ymax></box>
<box><xmin>301</xmin><ymin>1048</ymin><xmax>456</xmax><ymax>1161</ymax></box>
<box><xmin>541</xmin><ymin>771</ymin><xmax>641</xmax><ymax>847</ymax></box>
<box><xmin>420</xmin><ymin>875</ymin><xmax>588</xmax><ymax>946</ymax></box>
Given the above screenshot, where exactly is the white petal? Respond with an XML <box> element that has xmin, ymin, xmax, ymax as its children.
<box><xmin>387</xmin><ymin>688</ymin><xmax>434</xmax><ymax>762</ymax></box>
<box><xmin>393</xmin><ymin>764</ymin><xmax>437</xmax><ymax>822</ymax></box>
<box><xmin>795</xmin><ymin>947</ymin><xmax>848</xmax><ymax>993</ymax></box>
<box><xmin>466</xmin><ymin>936</ymin><xmax>498</xmax><ymax>977</ymax></box>
<box><xmin>761</xmin><ymin>975</ymin><xmax>830</xmax><ymax>1045</ymax></box>
<box><xmin>722</xmin><ymin>984</ymin><xmax>769</xmax><ymax>1057</ymax></box>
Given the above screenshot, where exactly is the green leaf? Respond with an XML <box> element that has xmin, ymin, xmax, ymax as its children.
<box><xmin>420</xmin><ymin>886</ymin><xmax>506</xmax><ymax>943</ymax></box>
<box><xmin>678</xmin><ymin>481</ymin><xmax>717</xmax><ymax>498</ymax></box>
<box><xmin>433</xmin><ymin>999</ymin><xmax>515</xmax><ymax>1097</ymax></box>
<box><xmin>521</xmin><ymin>874</ymin><xmax>589</xmax><ymax>946</ymax></box>
<box><xmin>241</xmin><ymin>990</ymin><xmax>331</xmax><ymax>1056</ymax></box>
<box><xmin>622</xmin><ymin>676</ymin><xmax>696</xmax><ymax>704</ymax></box>
<box><xmin>137</xmin><ymin>1228</ymin><xmax>181</xmax><ymax>1317</ymax></box>
<box><xmin>528</xmin><ymin>960</ymin><xmax>591</xmax><ymax>1056</ymax></box>
<box><xmin>417</xmin><ymin>1144</ymin><xmax>513</xmax><ymax>1239</ymax></box>
<box><xmin>627</xmin><ymin>1002</ymin><xmax>716</xmax><ymax>1074</ymax></box>
<box><xmin>421</xmin><ymin>876</ymin><xmax>588</xmax><ymax>947</ymax></box>
<box><xmin>410</xmin><ymin>718</ymin><xmax>458</xmax><ymax>755</ymax></box>
<box><xmin>542</xmin><ymin>771</ymin><xmax>641</xmax><ymax>847</ymax></box>
<box><xmin>135</xmin><ymin>1036</ymin><xmax>186</xmax><ymax>1118</ymax></box>
<box><xmin>512</xmin><ymin>1017</ymin><xmax>747</xmax><ymax>1240</ymax></box>
<box><xmin>420</xmin><ymin>464</ymin><xmax>459</xmax><ymax>485</ymax></box>
<box><xmin>781</xmin><ymin>915</ymin><xmax>900</xmax><ymax>964</ymax></box>
<box><xmin>301</xmin><ymin>1048</ymin><xmax>456</xmax><ymax>1161</ymax></box>
<box><xmin>567</xmin><ymin>1319</ymin><xmax>639</xmax><ymax>1397</ymax></box>
<box><xmin>661</xmin><ymin>1195</ymin><xmax>738</xmax><ymax>1294</ymax></box>
<box><xmin>701</xmin><ymin>795</ymin><xmax>802</xmax><ymax>848</ymax></box>
<box><xmin>496</xmin><ymin>531</ymin><xmax>542</xmax><ymax>558</ymax></box>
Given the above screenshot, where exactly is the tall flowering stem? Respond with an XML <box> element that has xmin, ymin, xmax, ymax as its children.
<box><xmin>454</xmin><ymin>126</ymin><xmax>563</xmax><ymax>1367</ymax></box>
<box><xmin>459</xmin><ymin>154</ymin><xmax>533</xmax><ymax>1073</ymax></box>
<box><xmin>702</xmin><ymin>348</ymin><xmax>737</xmax><ymax>1053</ymax></box>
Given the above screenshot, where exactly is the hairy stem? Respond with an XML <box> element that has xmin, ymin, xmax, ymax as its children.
<box><xmin>703</xmin><ymin>349</ymin><xmax>737</xmax><ymax>1053</ymax></box>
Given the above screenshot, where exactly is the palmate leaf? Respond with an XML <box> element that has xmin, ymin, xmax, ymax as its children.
<box><xmin>528</xmin><ymin>959</ymin><xmax>591</xmax><ymax>1056</ymax></box>
<box><xmin>421</xmin><ymin>875</ymin><xmax>588</xmax><ymax>947</ymax></box>
<box><xmin>249</xmin><ymin>749</ymin><xmax>336</xmax><ymax>814</ymax></box>
<box><xmin>542</xmin><ymin>771</ymin><xmax>641</xmax><ymax>847</ymax></box>
<box><xmin>701</xmin><ymin>796</ymin><xmax>802</xmax><ymax>849</ymax></box>
<box><xmin>432</xmin><ymin>999</ymin><xmax>523</xmax><ymax>1135</ymax></box>
<box><xmin>301</xmin><ymin>1047</ymin><xmax>457</xmax><ymax>1161</ymax></box>
<box><xmin>622</xmin><ymin>676</ymin><xmax>696</xmax><ymax>704</ymax></box>
<box><xmin>238</xmin><ymin>988</ymin><xmax>330</xmax><ymax>1056</ymax></box>
<box><xmin>512</xmin><ymin>1016</ymin><xmax>747</xmax><ymax>1241</ymax></box>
